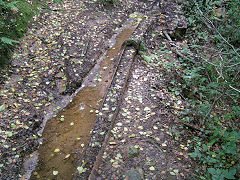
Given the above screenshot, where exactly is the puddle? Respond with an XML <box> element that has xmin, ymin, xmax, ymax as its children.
<box><xmin>30</xmin><ymin>27</ymin><xmax>135</xmax><ymax>180</ymax></box>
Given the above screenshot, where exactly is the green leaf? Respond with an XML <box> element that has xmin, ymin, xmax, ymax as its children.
<box><xmin>208</xmin><ymin>168</ymin><xmax>216</xmax><ymax>175</ymax></box>
<box><xmin>207</xmin><ymin>137</ymin><xmax>220</xmax><ymax>147</ymax></box>
<box><xmin>5</xmin><ymin>131</ymin><xmax>13</xmax><ymax>137</ymax></box>
<box><xmin>0</xmin><ymin>105</ymin><xmax>5</xmax><ymax>111</ymax></box>
<box><xmin>6</xmin><ymin>1</ymin><xmax>19</xmax><ymax>9</ymax></box>
<box><xmin>222</xmin><ymin>142</ymin><xmax>237</xmax><ymax>155</ymax></box>
<box><xmin>224</xmin><ymin>168</ymin><xmax>236</xmax><ymax>179</ymax></box>
<box><xmin>0</xmin><ymin>37</ymin><xmax>19</xmax><ymax>45</ymax></box>
<box><xmin>77</xmin><ymin>166</ymin><xmax>86</xmax><ymax>174</ymax></box>
<box><xmin>142</xmin><ymin>54</ymin><xmax>151</xmax><ymax>63</ymax></box>
<box><xmin>189</xmin><ymin>146</ymin><xmax>201</xmax><ymax>158</ymax></box>
<box><xmin>173</xmin><ymin>169</ymin><xmax>179</xmax><ymax>174</ymax></box>
<box><xmin>54</xmin><ymin>0</ymin><xmax>62</xmax><ymax>3</ymax></box>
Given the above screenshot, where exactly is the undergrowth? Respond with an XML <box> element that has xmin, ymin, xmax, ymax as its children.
<box><xmin>0</xmin><ymin>0</ymin><xmax>62</xmax><ymax>67</ymax></box>
<box><xmin>172</xmin><ymin>0</ymin><xmax>240</xmax><ymax>179</ymax></box>
<box><xmin>141</xmin><ymin>0</ymin><xmax>240</xmax><ymax>179</ymax></box>
<box><xmin>0</xmin><ymin>0</ymin><xmax>37</xmax><ymax>66</ymax></box>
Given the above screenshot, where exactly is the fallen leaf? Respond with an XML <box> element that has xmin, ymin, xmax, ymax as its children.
<box><xmin>54</xmin><ymin>148</ymin><xmax>60</xmax><ymax>153</ymax></box>
<box><xmin>144</xmin><ymin>107</ymin><xmax>151</xmax><ymax>111</ymax></box>
<box><xmin>64</xmin><ymin>154</ymin><xmax>70</xmax><ymax>159</ymax></box>
<box><xmin>109</xmin><ymin>142</ymin><xmax>117</xmax><ymax>145</ymax></box>
<box><xmin>53</xmin><ymin>170</ymin><xmax>58</xmax><ymax>175</ymax></box>
<box><xmin>77</xmin><ymin>166</ymin><xmax>86</xmax><ymax>174</ymax></box>
<box><xmin>162</xmin><ymin>143</ymin><xmax>167</xmax><ymax>147</ymax></box>
<box><xmin>149</xmin><ymin>166</ymin><xmax>155</xmax><ymax>171</ymax></box>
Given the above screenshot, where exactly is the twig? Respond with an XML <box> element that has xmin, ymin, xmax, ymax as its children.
<box><xmin>216</xmin><ymin>89</ymin><xmax>236</xmax><ymax>103</ymax></box>
<box><xmin>225</xmin><ymin>61</ymin><xmax>240</xmax><ymax>68</ymax></box>
<box><xmin>179</xmin><ymin>93</ymin><xmax>186</xmax><ymax>100</ymax></box>
<box><xmin>229</xmin><ymin>85</ymin><xmax>240</xmax><ymax>94</ymax></box>
<box><xmin>175</xmin><ymin>48</ymin><xmax>185</xmax><ymax>58</ymax></box>
<box><xmin>233</xmin><ymin>69</ymin><xmax>240</xmax><ymax>82</ymax></box>
<box><xmin>82</xmin><ymin>38</ymin><xmax>91</xmax><ymax>55</ymax></box>
<box><xmin>163</xmin><ymin>30</ymin><xmax>172</xmax><ymax>42</ymax></box>
<box><xmin>172</xmin><ymin>43</ymin><xmax>240</xmax><ymax>94</ymax></box>
<box><xmin>182</xmin><ymin>122</ymin><xmax>203</xmax><ymax>133</ymax></box>
<box><xmin>215</xmin><ymin>59</ymin><xmax>240</xmax><ymax>94</ymax></box>
<box><xmin>201</xmin><ymin>94</ymin><xmax>223</xmax><ymax>126</ymax></box>
<box><xmin>204</xmin><ymin>68</ymin><xmax>212</xmax><ymax>84</ymax></box>
<box><xmin>170</xmin><ymin>43</ymin><xmax>217</xmax><ymax>66</ymax></box>
<box><xmin>193</xmin><ymin>0</ymin><xmax>240</xmax><ymax>58</ymax></box>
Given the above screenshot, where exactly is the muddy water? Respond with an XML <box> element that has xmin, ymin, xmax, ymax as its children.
<box><xmin>31</xmin><ymin>27</ymin><xmax>135</xmax><ymax>180</ymax></box>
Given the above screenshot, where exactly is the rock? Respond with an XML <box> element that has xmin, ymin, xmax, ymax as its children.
<box><xmin>55</xmin><ymin>72</ymin><xmax>64</xmax><ymax>78</ymax></box>
<box><xmin>167</xmin><ymin>18</ymin><xmax>187</xmax><ymax>40</ymax></box>
<box><xmin>56</xmin><ymin>80</ymin><xmax>67</xmax><ymax>94</ymax></box>
<box><xmin>126</xmin><ymin>146</ymin><xmax>139</xmax><ymax>157</ymax></box>
<box><xmin>125</xmin><ymin>168</ymin><xmax>144</xmax><ymax>180</ymax></box>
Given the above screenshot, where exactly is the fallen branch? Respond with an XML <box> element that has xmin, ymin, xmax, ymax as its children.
<box><xmin>201</xmin><ymin>94</ymin><xmax>223</xmax><ymax>126</ymax></box>
<box><xmin>182</xmin><ymin>122</ymin><xmax>203</xmax><ymax>133</ymax></box>
<box><xmin>170</xmin><ymin>42</ymin><xmax>217</xmax><ymax>67</ymax></box>
<box><xmin>170</xmin><ymin>42</ymin><xmax>240</xmax><ymax>94</ymax></box>
<box><xmin>163</xmin><ymin>30</ymin><xmax>172</xmax><ymax>42</ymax></box>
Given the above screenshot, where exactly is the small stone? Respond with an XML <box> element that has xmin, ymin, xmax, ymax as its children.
<box><xmin>56</xmin><ymin>80</ymin><xmax>66</xmax><ymax>94</ymax></box>
<box><xmin>125</xmin><ymin>168</ymin><xmax>144</xmax><ymax>180</ymax></box>
<box><xmin>126</xmin><ymin>146</ymin><xmax>139</xmax><ymax>157</ymax></box>
<box><xmin>55</xmin><ymin>72</ymin><xmax>64</xmax><ymax>78</ymax></box>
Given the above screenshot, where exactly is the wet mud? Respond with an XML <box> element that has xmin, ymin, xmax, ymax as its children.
<box><xmin>31</xmin><ymin>27</ymin><xmax>135</xmax><ymax>180</ymax></box>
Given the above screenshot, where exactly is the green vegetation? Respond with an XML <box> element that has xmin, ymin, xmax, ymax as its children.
<box><xmin>0</xmin><ymin>0</ymin><xmax>42</xmax><ymax>66</ymax></box>
<box><xmin>174</xmin><ymin>0</ymin><xmax>240</xmax><ymax>179</ymax></box>
<box><xmin>0</xmin><ymin>0</ymin><xmax>238</xmax><ymax>178</ymax></box>
<box><xmin>141</xmin><ymin>0</ymin><xmax>239</xmax><ymax>179</ymax></box>
<box><xmin>0</xmin><ymin>0</ymin><xmax>64</xmax><ymax>66</ymax></box>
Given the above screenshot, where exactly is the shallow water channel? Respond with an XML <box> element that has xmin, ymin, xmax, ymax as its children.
<box><xmin>30</xmin><ymin>27</ymin><xmax>135</xmax><ymax>180</ymax></box>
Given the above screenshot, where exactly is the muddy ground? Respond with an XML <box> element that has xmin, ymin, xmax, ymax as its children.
<box><xmin>74</xmin><ymin>1</ymin><xmax>197</xmax><ymax>178</ymax></box>
<box><xmin>0</xmin><ymin>0</ymin><xmax>197</xmax><ymax>179</ymax></box>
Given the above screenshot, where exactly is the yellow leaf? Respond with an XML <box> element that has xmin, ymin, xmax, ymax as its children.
<box><xmin>54</xmin><ymin>148</ymin><xmax>60</xmax><ymax>153</ymax></box>
<box><xmin>64</xmin><ymin>154</ymin><xmax>71</xmax><ymax>159</ymax></box>
<box><xmin>149</xmin><ymin>166</ymin><xmax>155</xmax><ymax>171</ymax></box>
